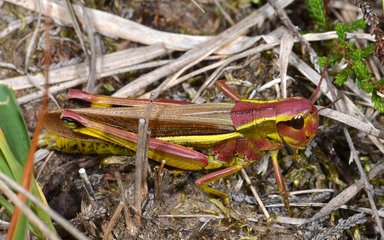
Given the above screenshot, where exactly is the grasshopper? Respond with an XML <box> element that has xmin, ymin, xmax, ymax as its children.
<box><xmin>43</xmin><ymin>81</ymin><xmax>319</xmax><ymax>208</ymax></box>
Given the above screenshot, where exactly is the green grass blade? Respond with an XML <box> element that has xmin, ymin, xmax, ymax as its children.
<box><xmin>0</xmin><ymin>130</ymin><xmax>29</xmax><ymax>239</ymax></box>
<box><xmin>0</xmin><ymin>84</ymin><xmax>30</xmax><ymax>164</ymax></box>
<box><xmin>0</xmin><ymin>85</ymin><xmax>56</xmax><ymax>238</ymax></box>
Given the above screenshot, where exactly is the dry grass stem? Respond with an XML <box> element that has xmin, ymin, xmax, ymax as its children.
<box><xmin>17</xmin><ymin>59</ymin><xmax>170</xmax><ymax>104</ymax></box>
<box><xmin>240</xmin><ymin>169</ymin><xmax>270</xmax><ymax>218</ymax></box>
<box><xmin>78</xmin><ymin>168</ymin><xmax>98</xmax><ymax>209</ymax></box>
<box><xmin>191</xmin><ymin>0</ymin><xmax>205</xmax><ymax>14</ymax></box>
<box><xmin>35</xmin><ymin>150</ymin><xmax>54</xmax><ymax>180</ymax></box>
<box><xmin>304</xmin><ymin>161</ymin><xmax>384</xmax><ymax>224</ymax></box>
<box><xmin>5</xmin><ymin>0</ymin><xmax>271</xmax><ymax>54</ymax></box>
<box><xmin>102</xmin><ymin>201</ymin><xmax>124</xmax><ymax>240</ymax></box>
<box><xmin>77</xmin><ymin>2</ymin><xmax>97</xmax><ymax>93</ymax></box>
<box><xmin>268</xmin><ymin>0</ymin><xmax>318</xmax><ymax>67</ymax></box>
<box><xmin>114</xmin><ymin>172</ymin><xmax>135</xmax><ymax>234</ymax></box>
<box><xmin>288</xmin><ymin>189</ymin><xmax>335</xmax><ymax>195</ymax></box>
<box><xmin>65</xmin><ymin>0</ymin><xmax>90</xmax><ymax>90</ymax></box>
<box><xmin>214</xmin><ymin>0</ymin><xmax>235</xmax><ymax>26</ymax></box>
<box><xmin>318</xmin><ymin>107</ymin><xmax>383</xmax><ymax>138</ymax></box>
<box><xmin>113</xmin><ymin>0</ymin><xmax>293</xmax><ymax>98</ymax></box>
<box><xmin>3</xmin><ymin>45</ymin><xmax>167</xmax><ymax>91</ymax></box>
<box><xmin>191</xmin><ymin>40</ymin><xmax>281</xmax><ymax>101</ymax></box>
<box><xmin>278</xmin><ymin>33</ymin><xmax>294</xmax><ymax>98</ymax></box>
<box><xmin>0</xmin><ymin>29</ymin><xmax>374</xmax><ymax>103</ymax></box>
<box><xmin>343</xmin><ymin>128</ymin><xmax>384</xmax><ymax>237</ymax></box>
<box><xmin>0</xmin><ymin>16</ymin><xmax>35</xmax><ymax>39</ymax></box>
<box><xmin>134</xmin><ymin>119</ymin><xmax>146</xmax><ymax>218</ymax></box>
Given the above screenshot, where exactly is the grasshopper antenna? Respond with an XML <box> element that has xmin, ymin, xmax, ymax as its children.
<box><xmin>310</xmin><ymin>74</ymin><xmax>324</xmax><ymax>104</ymax></box>
<box><xmin>316</xmin><ymin>97</ymin><xmax>343</xmax><ymax>114</ymax></box>
<box><xmin>310</xmin><ymin>54</ymin><xmax>333</xmax><ymax>104</ymax></box>
<box><xmin>215</xmin><ymin>80</ymin><xmax>241</xmax><ymax>101</ymax></box>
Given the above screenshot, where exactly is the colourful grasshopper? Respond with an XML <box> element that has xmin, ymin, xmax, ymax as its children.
<box><xmin>43</xmin><ymin>82</ymin><xmax>319</xmax><ymax>207</ymax></box>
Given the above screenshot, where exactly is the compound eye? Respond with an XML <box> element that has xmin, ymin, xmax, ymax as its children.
<box><xmin>62</xmin><ymin>117</ymin><xmax>83</xmax><ymax>129</ymax></box>
<box><xmin>291</xmin><ymin>115</ymin><xmax>304</xmax><ymax>130</ymax></box>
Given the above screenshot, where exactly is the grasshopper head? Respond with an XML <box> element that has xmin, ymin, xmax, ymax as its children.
<box><xmin>275</xmin><ymin>97</ymin><xmax>318</xmax><ymax>149</ymax></box>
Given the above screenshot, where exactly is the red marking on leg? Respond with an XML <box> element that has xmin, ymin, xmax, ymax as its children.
<box><xmin>195</xmin><ymin>165</ymin><xmax>242</xmax><ymax>186</ymax></box>
<box><xmin>271</xmin><ymin>154</ymin><xmax>287</xmax><ymax>196</ymax></box>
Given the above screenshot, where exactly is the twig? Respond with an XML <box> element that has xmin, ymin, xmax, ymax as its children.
<box><xmin>343</xmin><ymin>128</ymin><xmax>384</xmax><ymax>238</ymax></box>
<box><xmin>114</xmin><ymin>172</ymin><xmax>134</xmax><ymax>234</ymax></box>
<box><xmin>5</xmin><ymin>0</ymin><xmax>292</xmax><ymax>55</ymax></box>
<box><xmin>191</xmin><ymin>0</ymin><xmax>205</xmax><ymax>13</ymax></box>
<box><xmin>191</xmin><ymin>42</ymin><xmax>280</xmax><ymax>102</ymax></box>
<box><xmin>79</xmin><ymin>168</ymin><xmax>98</xmax><ymax>209</ymax></box>
<box><xmin>35</xmin><ymin>150</ymin><xmax>54</xmax><ymax>180</ymax></box>
<box><xmin>278</xmin><ymin>33</ymin><xmax>294</xmax><ymax>98</ymax></box>
<box><xmin>0</xmin><ymin>62</ymin><xmax>24</xmax><ymax>74</ymax></box>
<box><xmin>102</xmin><ymin>201</ymin><xmax>124</xmax><ymax>240</ymax></box>
<box><xmin>308</xmin><ymin>213</ymin><xmax>367</xmax><ymax>240</ymax></box>
<box><xmin>24</xmin><ymin>1</ymin><xmax>59</xmax><ymax>107</ymax></box>
<box><xmin>268</xmin><ymin>0</ymin><xmax>319</xmax><ymax>68</ymax></box>
<box><xmin>154</xmin><ymin>160</ymin><xmax>166</xmax><ymax>202</ymax></box>
<box><xmin>134</xmin><ymin>119</ymin><xmax>147</xmax><ymax>218</ymax></box>
<box><xmin>158</xmin><ymin>214</ymin><xmax>224</xmax><ymax>219</ymax></box>
<box><xmin>65</xmin><ymin>0</ymin><xmax>97</xmax><ymax>93</ymax></box>
<box><xmin>3</xmin><ymin>29</ymin><xmax>375</xmax><ymax>100</ymax></box>
<box><xmin>288</xmin><ymin>189</ymin><xmax>334</xmax><ymax>195</ymax></box>
<box><xmin>65</xmin><ymin>0</ymin><xmax>90</xmax><ymax>91</ymax></box>
<box><xmin>304</xmin><ymin>161</ymin><xmax>384</xmax><ymax>224</ymax></box>
<box><xmin>158</xmin><ymin>214</ymin><xmax>307</xmax><ymax>225</ymax></box>
<box><xmin>3</xmin><ymin>45</ymin><xmax>168</xmax><ymax>91</ymax></box>
<box><xmin>6</xmin><ymin>0</ymin><xmax>376</xmax><ymax>56</ymax></box>
<box><xmin>266</xmin><ymin>202</ymin><xmax>384</xmax><ymax>218</ymax></box>
<box><xmin>16</xmin><ymin>60</ymin><xmax>169</xmax><ymax>104</ymax></box>
<box><xmin>317</xmin><ymin>107</ymin><xmax>384</xmax><ymax>139</ymax></box>
<box><xmin>0</xmin><ymin>16</ymin><xmax>35</xmax><ymax>39</ymax></box>
<box><xmin>240</xmin><ymin>169</ymin><xmax>270</xmax><ymax>218</ymax></box>
<box><xmin>112</xmin><ymin>0</ymin><xmax>293</xmax><ymax>97</ymax></box>
<box><xmin>214</xmin><ymin>0</ymin><xmax>235</xmax><ymax>26</ymax></box>
<box><xmin>80</xmin><ymin>2</ymin><xmax>97</xmax><ymax>93</ymax></box>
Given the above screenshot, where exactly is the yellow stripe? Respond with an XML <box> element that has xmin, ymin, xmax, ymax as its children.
<box><xmin>241</xmin><ymin>99</ymin><xmax>280</xmax><ymax>104</ymax></box>
<box><xmin>235</xmin><ymin>117</ymin><xmax>276</xmax><ymax>132</ymax></box>
<box><xmin>157</xmin><ymin>132</ymin><xmax>243</xmax><ymax>147</ymax></box>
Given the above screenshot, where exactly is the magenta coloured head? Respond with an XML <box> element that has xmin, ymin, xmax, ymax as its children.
<box><xmin>275</xmin><ymin>97</ymin><xmax>318</xmax><ymax>148</ymax></box>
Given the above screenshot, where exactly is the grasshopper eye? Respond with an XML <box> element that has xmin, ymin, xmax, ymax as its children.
<box><xmin>291</xmin><ymin>115</ymin><xmax>304</xmax><ymax>130</ymax></box>
<box><xmin>62</xmin><ymin>117</ymin><xmax>83</xmax><ymax>129</ymax></box>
